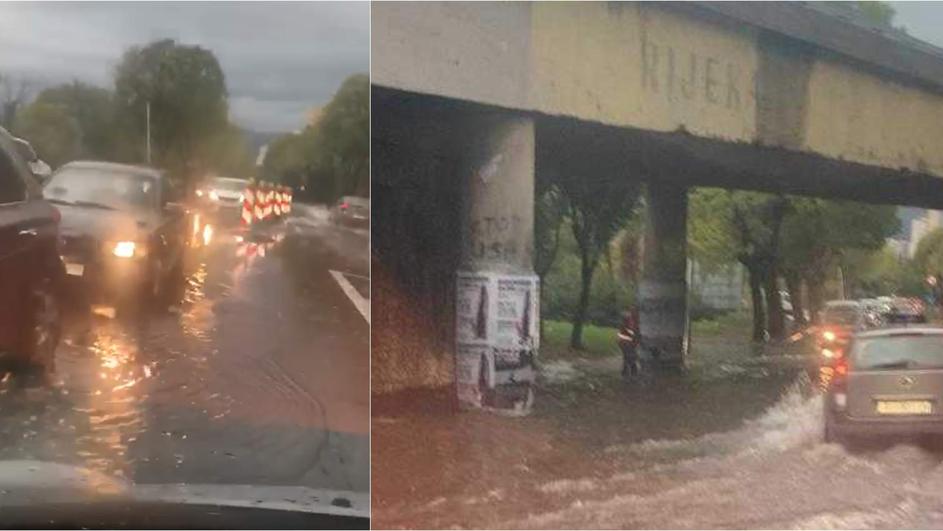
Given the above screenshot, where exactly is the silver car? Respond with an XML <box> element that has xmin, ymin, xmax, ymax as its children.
<box><xmin>824</xmin><ymin>327</ymin><xmax>943</xmax><ymax>446</ymax></box>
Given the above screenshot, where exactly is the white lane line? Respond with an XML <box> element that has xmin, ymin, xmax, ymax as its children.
<box><xmin>330</xmin><ymin>270</ymin><xmax>370</xmax><ymax>324</ymax></box>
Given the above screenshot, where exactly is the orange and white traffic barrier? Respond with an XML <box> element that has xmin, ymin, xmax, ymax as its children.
<box><xmin>253</xmin><ymin>183</ymin><xmax>265</xmax><ymax>222</ymax></box>
<box><xmin>260</xmin><ymin>183</ymin><xmax>270</xmax><ymax>220</ymax></box>
<box><xmin>241</xmin><ymin>182</ymin><xmax>256</xmax><ymax>227</ymax></box>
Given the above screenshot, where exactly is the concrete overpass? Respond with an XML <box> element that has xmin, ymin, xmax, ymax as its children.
<box><xmin>371</xmin><ymin>2</ymin><xmax>943</xmax><ymax>412</ymax></box>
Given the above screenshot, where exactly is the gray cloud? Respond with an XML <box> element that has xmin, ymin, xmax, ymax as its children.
<box><xmin>891</xmin><ymin>2</ymin><xmax>943</xmax><ymax>49</ymax></box>
<box><xmin>0</xmin><ymin>1</ymin><xmax>368</xmax><ymax>132</ymax></box>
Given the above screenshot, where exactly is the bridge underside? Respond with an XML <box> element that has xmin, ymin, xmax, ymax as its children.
<box><xmin>372</xmin><ymin>85</ymin><xmax>943</xmax><ymax>406</ymax></box>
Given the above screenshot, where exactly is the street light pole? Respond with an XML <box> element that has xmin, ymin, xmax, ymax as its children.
<box><xmin>146</xmin><ymin>101</ymin><xmax>151</xmax><ymax>165</ymax></box>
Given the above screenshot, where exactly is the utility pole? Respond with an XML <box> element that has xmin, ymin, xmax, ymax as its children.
<box><xmin>146</xmin><ymin>101</ymin><xmax>151</xmax><ymax>165</ymax></box>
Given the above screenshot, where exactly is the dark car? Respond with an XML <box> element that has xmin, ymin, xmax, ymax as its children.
<box><xmin>824</xmin><ymin>327</ymin><xmax>943</xmax><ymax>447</ymax></box>
<box><xmin>884</xmin><ymin>297</ymin><xmax>928</xmax><ymax>325</ymax></box>
<box><xmin>0</xmin><ymin>126</ymin><xmax>64</xmax><ymax>375</ymax></box>
<box><xmin>332</xmin><ymin>196</ymin><xmax>369</xmax><ymax>228</ymax></box>
<box><xmin>45</xmin><ymin>161</ymin><xmax>187</xmax><ymax>312</ymax></box>
<box><xmin>817</xmin><ymin>300</ymin><xmax>866</xmax><ymax>355</ymax></box>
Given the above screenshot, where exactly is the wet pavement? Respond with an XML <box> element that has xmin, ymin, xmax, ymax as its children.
<box><xmin>372</xmin><ymin>335</ymin><xmax>943</xmax><ymax>529</ymax></box>
<box><xmin>0</xmin><ymin>205</ymin><xmax>369</xmax><ymax>497</ymax></box>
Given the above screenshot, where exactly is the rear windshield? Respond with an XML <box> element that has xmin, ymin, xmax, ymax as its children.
<box><xmin>853</xmin><ymin>335</ymin><xmax>943</xmax><ymax>370</ymax></box>
<box><xmin>211</xmin><ymin>178</ymin><xmax>248</xmax><ymax>191</ymax></box>
<box><xmin>822</xmin><ymin>307</ymin><xmax>860</xmax><ymax>326</ymax></box>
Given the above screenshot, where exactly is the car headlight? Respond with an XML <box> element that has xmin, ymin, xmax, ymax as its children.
<box><xmin>209</xmin><ymin>190</ymin><xmax>220</xmax><ymax>201</ymax></box>
<box><xmin>238</xmin><ymin>193</ymin><xmax>245</xmax><ymax>202</ymax></box>
<box><xmin>111</xmin><ymin>241</ymin><xmax>146</xmax><ymax>258</ymax></box>
<box><xmin>196</xmin><ymin>189</ymin><xmax>204</xmax><ymax>197</ymax></box>
<box><xmin>822</xmin><ymin>330</ymin><xmax>836</xmax><ymax>342</ymax></box>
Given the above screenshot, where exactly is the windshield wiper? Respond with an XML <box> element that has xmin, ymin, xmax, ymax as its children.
<box><xmin>47</xmin><ymin>198</ymin><xmax>74</xmax><ymax>206</ymax></box>
<box><xmin>72</xmin><ymin>200</ymin><xmax>116</xmax><ymax>210</ymax></box>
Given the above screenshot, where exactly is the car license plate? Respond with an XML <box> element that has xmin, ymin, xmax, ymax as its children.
<box><xmin>65</xmin><ymin>263</ymin><xmax>84</xmax><ymax>277</ymax></box>
<box><xmin>876</xmin><ymin>400</ymin><xmax>933</xmax><ymax>415</ymax></box>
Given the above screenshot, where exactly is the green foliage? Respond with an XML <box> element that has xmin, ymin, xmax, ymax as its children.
<box><xmin>913</xmin><ymin>227</ymin><xmax>943</xmax><ymax>276</ymax></box>
<box><xmin>688</xmin><ymin>188</ymin><xmax>739</xmax><ymax>271</ymax></box>
<box><xmin>841</xmin><ymin>247</ymin><xmax>923</xmax><ymax>297</ymax></box>
<box><xmin>540</xmin><ymin>319</ymin><xmax>619</xmax><ymax>359</ymax></box>
<box><xmin>534</xmin><ymin>184</ymin><xmax>566</xmax><ymax>279</ymax></box>
<box><xmin>11</xmin><ymin>41</ymin><xmax>254</xmax><ymax>185</ymax></box>
<box><xmin>114</xmin><ymin>39</ymin><xmax>230</xmax><ymax>184</ymax></box>
<box><xmin>542</xmin><ymin>218</ymin><xmax>636</xmax><ymax>329</ymax></box>
<box><xmin>781</xmin><ymin>198</ymin><xmax>899</xmax><ymax>290</ymax></box>
<box><xmin>34</xmin><ymin>82</ymin><xmax>118</xmax><ymax>161</ymax></box>
<box><xmin>262</xmin><ymin>73</ymin><xmax>368</xmax><ymax>203</ymax></box>
<box><xmin>857</xmin><ymin>1</ymin><xmax>897</xmax><ymax>27</ymax></box>
<box><xmin>12</xmin><ymin>102</ymin><xmax>81</xmax><ymax>167</ymax></box>
<box><xmin>315</xmin><ymin>73</ymin><xmax>369</xmax><ymax>197</ymax></box>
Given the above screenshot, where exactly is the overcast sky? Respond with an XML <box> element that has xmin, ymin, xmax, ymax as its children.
<box><xmin>0</xmin><ymin>2</ymin><xmax>368</xmax><ymax>133</ymax></box>
<box><xmin>892</xmin><ymin>2</ymin><xmax>943</xmax><ymax>49</ymax></box>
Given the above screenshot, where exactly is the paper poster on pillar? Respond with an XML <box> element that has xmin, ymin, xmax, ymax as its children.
<box><xmin>455</xmin><ymin>344</ymin><xmax>490</xmax><ymax>407</ymax></box>
<box><xmin>493</xmin><ymin>275</ymin><xmax>540</xmax><ymax>363</ymax></box>
<box><xmin>456</xmin><ymin>272</ymin><xmax>493</xmax><ymax>345</ymax></box>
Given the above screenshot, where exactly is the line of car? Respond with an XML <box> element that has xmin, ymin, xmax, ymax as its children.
<box><xmin>0</xmin><ymin>127</ymin><xmax>239</xmax><ymax>380</ymax></box>
<box><xmin>816</xmin><ymin>296</ymin><xmax>943</xmax><ymax>448</ymax></box>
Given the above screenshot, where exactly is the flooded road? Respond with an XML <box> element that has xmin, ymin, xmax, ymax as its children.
<box><xmin>0</xmin><ymin>205</ymin><xmax>369</xmax><ymax>497</ymax></box>
<box><xmin>373</xmin><ymin>345</ymin><xmax>943</xmax><ymax>529</ymax></box>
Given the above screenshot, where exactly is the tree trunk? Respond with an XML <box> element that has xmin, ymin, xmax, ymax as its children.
<box><xmin>570</xmin><ymin>254</ymin><xmax>596</xmax><ymax>350</ymax></box>
<box><xmin>784</xmin><ymin>271</ymin><xmax>807</xmax><ymax>327</ymax></box>
<box><xmin>765</xmin><ymin>266</ymin><xmax>785</xmax><ymax>341</ymax></box>
<box><xmin>748</xmin><ymin>266</ymin><xmax>766</xmax><ymax>343</ymax></box>
<box><xmin>806</xmin><ymin>274</ymin><xmax>826</xmax><ymax>324</ymax></box>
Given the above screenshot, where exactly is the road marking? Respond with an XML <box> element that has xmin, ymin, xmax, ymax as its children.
<box><xmin>330</xmin><ymin>270</ymin><xmax>370</xmax><ymax>324</ymax></box>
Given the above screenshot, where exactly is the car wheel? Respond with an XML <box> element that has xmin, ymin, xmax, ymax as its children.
<box><xmin>160</xmin><ymin>257</ymin><xmax>186</xmax><ymax>306</ymax></box>
<box><xmin>18</xmin><ymin>278</ymin><xmax>61</xmax><ymax>377</ymax></box>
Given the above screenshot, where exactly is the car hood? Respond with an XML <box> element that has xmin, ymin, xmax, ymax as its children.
<box><xmin>0</xmin><ymin>460</ymin><xmax>368</xmax><ymax>519</ymax></box>
<box><xmin>57</xmin><ymin>204</ymin><xmax>157</xmax><ymax>241</ymax></box>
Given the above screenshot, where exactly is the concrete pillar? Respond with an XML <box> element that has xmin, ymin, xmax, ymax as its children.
<box><xmin>454</xmin><ymin>113</ymin><xmax>538</xmax><ymax>414</ymax></box>
<box><xmin>639</xmin><ymin>182</ymin><xmax>689</xmax><ymax>370</ymax></box>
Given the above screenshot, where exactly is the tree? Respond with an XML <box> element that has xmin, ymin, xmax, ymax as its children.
<box><xmin>781</xmin><ymin>198</ymin><xmax>898</xmax><ymax>319</ymax></box>
<box><xmin>913</xmin><ymin>227</ymin><xmax>943</xmax><ymax>278</ymax></box>
<box><xmin>857</xmin><ymin>1</ymin><xmax>897</xmax><ymax>27</ymax></box>
<box><xmin>312</xmin><ymin>73</ymin><xmax>368</xmax><ymax>198</ymax></box>
<box><xmin>534</xmin><ymin>182</ymin><xmax>566</xmax><ymax>339</ymax></box>
<box><xmin>689</xmin><ymin>189</ymin><xmax>789</xmax><ymax>342</ymax></box>
<box><xmin>556</xmin><ymin>173</ymin><xmax>641</xmax><ymax>349</ymax></box>
<box><xmin>261</xmin><ymin>74</ymin><xmax>368</xmax><ymax>203</ymax></box>
<box><xmin>114</xmin><ymin>39</ymin><xmax>229</xmax><ymax>188</ymax></box>
<box><xmin>0</xmin><ymin>74</ymin><xmax>32</xmax><ymax>129</ymax></box>
<box><xmin>33</xmin><ymin>81</ymin><xmax>118</xmax><ymax>161</ymax></box>
<box><xmin>12</xmin><ymin>102</ymin><xmax>81</xmax><ymax>167</ymax></box>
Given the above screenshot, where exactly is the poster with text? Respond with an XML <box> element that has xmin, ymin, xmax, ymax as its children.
<box><xmin>456</xmin><ymin>272</ymin><xmax>492</xmax><ymax>345</ymax></box>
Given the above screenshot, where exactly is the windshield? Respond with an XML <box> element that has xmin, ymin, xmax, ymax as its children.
<box><xmin>45</xmin><ymin>167</ymin><xmax>157</xmax><ymax>211</ymax></box>
<box><xmin>822</xmin><ymin>306</ymin><xmax>860</xmax><ymax>326</ymax></box>
<box><xmin>211</xmin><ymin>178</ymin><xmax>248</xmax><ymax>192</ymax></box>
<box><xmin>853</xmin><ymin>335</ymin><xmax>943</xmax><ymax>370</ymax></box>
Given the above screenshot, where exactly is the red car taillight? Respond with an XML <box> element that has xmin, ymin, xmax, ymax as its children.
<box><xmin>819</xmin><ymin>356</ymin><xmax>848</xmax><ymax>392</ymax></box>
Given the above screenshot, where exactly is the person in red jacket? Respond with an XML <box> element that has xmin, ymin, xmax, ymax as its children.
<box><xmin>619</xmin><ymin>307</ymin><xmax>641</xmax><ymax>377</ymax></box>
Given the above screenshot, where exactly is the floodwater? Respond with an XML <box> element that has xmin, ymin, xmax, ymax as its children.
<box><xmin>373</xmin><ymin>342</ymin><xmax>943</xmax><ymax>529</ymax></box>
<box><xmin>0</xmin><ymin>205</ymin><xmax>369</xmax><ymax>500</ymax></box>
